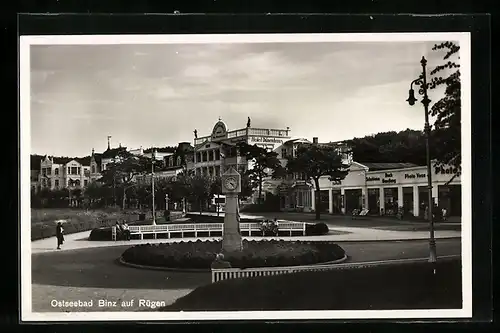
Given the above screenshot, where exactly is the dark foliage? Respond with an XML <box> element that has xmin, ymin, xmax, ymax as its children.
<box><xmin>121</xmin><ymin>240</ymin><xmax>345</xmax><ymax>270</ymax></box>
<box><xmin>305</xmin><ymin>222</ymin><xmax>330</xmax><ymax>236</ymax></box>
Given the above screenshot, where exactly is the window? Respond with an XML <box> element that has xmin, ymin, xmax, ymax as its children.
<box><xmin>177</xmin><ymin>156</ymin><xmax>182</xmax><ymax>166</ymax></box>
<box><xmin>215</xmin><ymin>166</ymin><xmax>220</xmax><ymax>176</ymax></box>
<box><xmin>77</xmin><ymin>167</ymin><xmax>81</xmax><ymax>175</ymax></box>
<box><xmin>91</xmin><ymin>165</ymin><xmax>96</xmax><ymax>173</ymax></box>
<box><xmin>215</xmin><ymin>149</ymin><xmax>220</xmax><ymax>160</ymax></box>
<box><xmin>55</xmin><ymin>179</ymin><xmax>59</xmax><ymax>188</ymax></box>
<box><xmin>54</xmin><ymin>168</ymin><xmax>59</xmax><ymax>175</ymax></box>
<box><xmin>208</xmin><ymin>150</ymin><xmax>214</xmax><ymax>161</ymax></box>
<box><xmin>47</xmin><ymin>168</ymin><xmax>52</xmax><ymax>175</ymax></box>
<box><xmin>84</xmin><ymin>180</ymin><xmax>88</xmax><ymax>186</ymax></box>
<box><xmin>41</xmin><ymin>168</ymin><xmax>46</xmax><ymax>176</ymax></box>
<box><xmin>281</xmin><ymin>149</ymin><xmax>287</xmax><ymax>157</ymax></box>
<box><xmin>48</xmin><ymin>179</ymin><xmax>52</xmax><ymax>187</ymax></box>
<box><xmin>196</xmin><ymin>152</ymin><xmax>201</xmax><ymax>163</ymax></box>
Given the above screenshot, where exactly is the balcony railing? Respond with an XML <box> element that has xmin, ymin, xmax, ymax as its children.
<box><xmin>194</xmin><ymin>127</ymin><xmax>291</xmax><ymax>145</ymax></box>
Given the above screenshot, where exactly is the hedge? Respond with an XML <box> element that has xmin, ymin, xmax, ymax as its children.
<box><xmin>305</xmin><ymin>222</ymin><xmax>330</xmax><ymax>236</ymax></box>
<box><xmin>121</xmin><ymin>239</ymin><xmax>346</xmax><ymax>270</ymax></box>
<box><xmin>162</xmin><ymin>258</ymin><xmax>462</xmax><ymax>311</ymax></box>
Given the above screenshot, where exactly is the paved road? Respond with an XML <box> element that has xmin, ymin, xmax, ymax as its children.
<box><xmin>32</xmin><ymin>238</ymin><xmax>461</xmax><ymax>290</ymax></box>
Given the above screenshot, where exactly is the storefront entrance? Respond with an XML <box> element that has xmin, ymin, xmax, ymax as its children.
<box><xmin>367</xmin><ymin>188</ymin><xmax>380</xmax><ymax>215</ymax></box>
<box><xmin>383</xmin><ymin>187</ymin><xmax>398</xmax><ymax>215</ymax></box>
<box><xmin>402</xmin><ymin>187</ymin><xmax>414</xmax><ymax>216</ymax></box>
<box><xmin>319</xmin><ymin>190</ymin><xmax>329</xmax><ymax>213</ymax></box>
<box><xmin>345</xmin><ymin>189</ymin><xmax>362</xmax><ymax>213</ymax></box>
<box><xmin>331</xmin><ymin>189</ymin><xmax>342</xmax><ymax>214</ymax></box>
<box><xmin>418</xmin><ymin>186</ymin><xmax>430</xmax><ymax>217</ymax></box>
<box><xmin>438</xmin><ymin>184</ymin><xmax>461</xmax><ymax>216</ymax></box>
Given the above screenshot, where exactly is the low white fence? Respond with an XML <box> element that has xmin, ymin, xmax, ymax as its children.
<box><xmin>211</xmin><ymin>255</ymin><xmax>460</xmax><ymax>283</ymax></box>
<box><xmin>111</xmin><ymin>221</ymin><xmax>306</xmax><ymax>241</ymax></box>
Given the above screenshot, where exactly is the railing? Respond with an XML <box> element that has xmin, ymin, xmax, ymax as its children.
<box><xmin>211</xmin><ymin>255</ymin><xmax>460</xmax><ymax>283</ymax></box>
<box><xmin>194</xmin><ymin>128</ymin><xmax>291</xmax><ymax>145</ymax></box>
<box><xmin>111</xmin><ymin>221</ymin><xmax>306</xmax><ymax>241</ymax></box>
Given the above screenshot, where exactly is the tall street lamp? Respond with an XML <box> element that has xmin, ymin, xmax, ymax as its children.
<box><xmin>407</xmin><ymin>56</ymin><xmax>437</xmax><ymax>264</ymax></box>
<box><xmin>151</xmin><ymin>148</ymin><xmax>156</xmax><ymax>226</ymax></box>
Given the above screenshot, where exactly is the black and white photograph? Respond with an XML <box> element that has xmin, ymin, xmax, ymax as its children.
<box><xmin>20</xmin><ymin>33</ymin><xmax>471</xmax><ymax>321</ymax></box>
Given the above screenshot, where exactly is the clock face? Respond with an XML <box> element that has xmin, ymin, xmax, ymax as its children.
<box><xmin>224</xmin><ymin>177</ymin><xmax>238</xmax><ymax>190</ymax></box>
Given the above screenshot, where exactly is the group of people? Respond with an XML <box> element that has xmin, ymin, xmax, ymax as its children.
<box><xmin>115</xmin><ymin>221</ymin><xmax>131</xmax><ymax>240</ymax></box>
<box><xmin>259</xmin><ymin>218</ymin><xmax>279</xmax><ymax>236</ymax></box>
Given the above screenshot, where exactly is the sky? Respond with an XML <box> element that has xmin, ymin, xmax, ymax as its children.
<box><xmin>29</xmin><ymin>39</ymin><xmax>454</xmax><ymax>157</ymax></box>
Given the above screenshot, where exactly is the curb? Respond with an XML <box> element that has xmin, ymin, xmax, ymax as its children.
<box><xmin>118</xmin><ymin>253</ymin><xmax>350</xmax><ymax>273</ymax></box>
<box><xmin>118</xmin><ymin>257</ymin><xmax>210</xmax><ymax>273</ymax></box>
<box><xmin>333</xmin><ymin>254</ymin><xmax>461</xmax><ymax>270</ymax></box>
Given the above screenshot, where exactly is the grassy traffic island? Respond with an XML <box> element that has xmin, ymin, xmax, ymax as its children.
<box><xmin>161</xmin><ymin>258</ymin><xmax>462</xmax><ymax>311</ymax></box>
<box><xmin>120</xmin><ymin>240</ymin><xmax>346</xmax><ymax>270</ymax></box>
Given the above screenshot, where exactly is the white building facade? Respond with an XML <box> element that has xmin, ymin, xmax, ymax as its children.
<box><xmin>306</xmin><ymin>162</ymin><xmax>461</xmax><ymax>217</ymax></box>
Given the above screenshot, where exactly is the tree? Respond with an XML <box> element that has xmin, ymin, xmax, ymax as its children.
<box><xmin>210</xmin><ymin>176</ymin><xmax>223</xmax><ymax>216</ymax></box>
<box><xmin>98</xmin><ymin>150</ymin><xmax>149</xmax><ymax>210</ymax></box>
<box><xmin>427</xmin><ymin>41</ymin><xmax>461</xmax><ymax>184</ymax></box>
<box><xmin>187</xmin><ymin>174</ymin><xmax>213</xmax><ymax>215</ymax></box>
<box><xmin>286</xmin><ymin>144</ymin><xmax>350</xmax><ymax>220</ymax></box>
<box><xmin>346</xmin><ymin>129</ymin><xmax>428</xmax><ymax>166</ymax></box>
<box><xmin>236</xmin><ymin>142</ymin><xmax>285</xmax><ymax>204</ymax></box>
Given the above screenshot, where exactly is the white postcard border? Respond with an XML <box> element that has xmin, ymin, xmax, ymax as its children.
<box><xmin>20</xmin><ymin>32</ymin><xmax>472</xmax><ymax>321</ymax></box>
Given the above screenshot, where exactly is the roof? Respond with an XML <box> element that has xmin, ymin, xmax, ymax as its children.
<box><xmin>361</xmin><ymin>162</ymin><xmax>420</xmax><ymax>171</ymax></box>
<box><xmin>144</xmin><ymin>146</ymin><xmax>177</xmax><ymax>153</ymax></box>
<box><xmin>284</xmin><ymin>138</ymin><xmax>311</xmax><ymax>145</ymax></box>
<box><xmin>101</xmin><ymin>147</ymin><xmax>127</xmax><ymax>158</ymax></box>
<box><xmin>92</xmin><ymin>153</ymin><xmax>102</xmax><ymax>164</ymax></box>
<box><xmin>52</xmin><ymin>157</ymin><xmax>73</xmax><ymax>165</ymax></box>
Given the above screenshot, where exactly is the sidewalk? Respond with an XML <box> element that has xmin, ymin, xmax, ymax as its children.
<box><xmin>31</xmin><ymin>226</ymin><xmax>461</xmax><ymax>254</ymax></box>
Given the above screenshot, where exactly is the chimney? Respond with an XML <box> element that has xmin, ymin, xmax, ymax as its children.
<box><xmin>313</xmin><ymin>137</ymin><xmax>318</xmax><ymax>144</ymax></box>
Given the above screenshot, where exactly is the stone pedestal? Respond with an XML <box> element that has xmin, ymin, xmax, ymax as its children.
<box><xmin>222</xmin><ymin>193</ymin><xmax>242</xmax><ymax>252</ymax></box>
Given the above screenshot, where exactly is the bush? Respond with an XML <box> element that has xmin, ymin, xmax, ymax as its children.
<box><xmin>88</xmin><ymin>227</ymin><xmax>112</xmax><ymax>241</ymax></box>
<box><xmin>162</xmin><ymin>259</ymin><xmax>462</xmax><ymax>311</ymax></box>
<box><xmin>305</xmin><ymin>223</ymin><xmax>329</xmax><ymax>236</ymax></box>
<box><xmin>121</xmin><ymin>240</ymin><xmax>345</xmax><ymax>270</ymax></box>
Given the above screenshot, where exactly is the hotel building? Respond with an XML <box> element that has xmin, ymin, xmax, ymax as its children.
<box><xmin>192</xmin><ymin>119</ymin><xmax>292</xmax><ymax>178</ymax></box>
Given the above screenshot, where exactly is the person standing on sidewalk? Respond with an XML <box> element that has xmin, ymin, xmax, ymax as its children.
<box><xmin>56</xmin><ymin>222</ymin><xmax>64</xmax><ymax>250</ymax></box>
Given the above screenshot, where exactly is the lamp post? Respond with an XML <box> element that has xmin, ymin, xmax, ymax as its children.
<box><xmin>151</xmin><ymin>148</ymin><xmax>156</xmax><ymax>225</ymax></box>
<box><xmin>406</xmin><ymin>56</ymin><xmax>437</xmax><ymax>264</ymax></box>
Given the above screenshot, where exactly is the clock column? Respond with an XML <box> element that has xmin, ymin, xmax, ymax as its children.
<box><xmin>221</xmin><ymin>167</ymin><xmax>243</xmax><ymax>252</ymax></box>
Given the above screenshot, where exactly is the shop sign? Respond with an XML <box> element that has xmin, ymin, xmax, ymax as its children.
<box><xmin>366</xmin><ymin>172</ymin><xmax>396</xmax><ymax>183</ymax></box>
<box><xmin>404</xmin><ymin>172</ymin><xmax>427</xmax><ymax>179</ymax></box>
<box><xmin>250</xmin><ymin>136</ymin><xmax>283</xmax><ymax>144</ymax></box>
<box><xmin>366</xmin><ymin>176</ymin><xmax>380</xmax><ymax>181</ymax></box>
<box><xmin>382</xmin><ymin>172</ymin><xmax>396</xmax><ymax>184</ymax></box>
<box><xmin>434</xmin><ymin>166</ymin><xmax>460</xmax><ymax>175</ymax></box>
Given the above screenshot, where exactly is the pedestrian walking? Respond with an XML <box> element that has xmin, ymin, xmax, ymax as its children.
<box><xmin>56</xmin><ymin>222</ymin><xmax>64</xmax><ymax>250</ymax></box>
